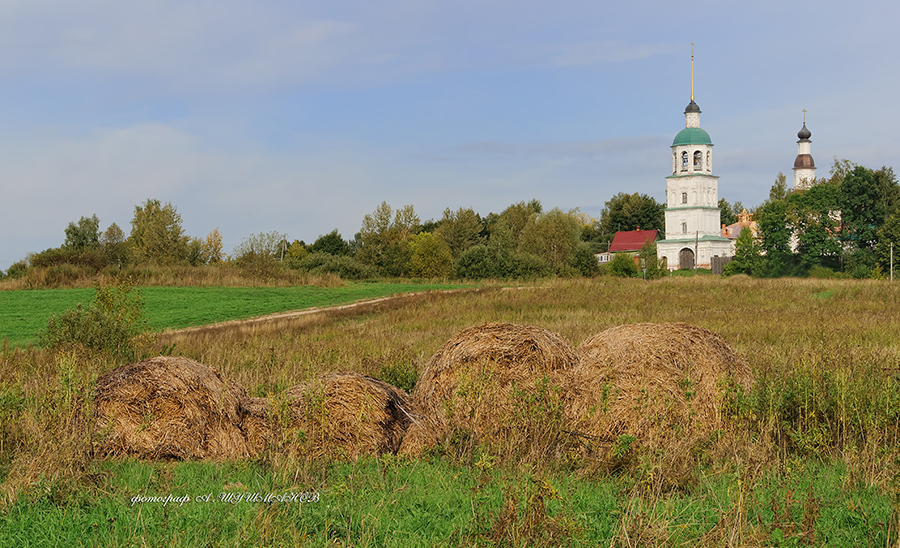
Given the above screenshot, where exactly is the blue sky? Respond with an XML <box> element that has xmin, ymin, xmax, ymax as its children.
<box><xmin>2</xmin><ymin>1</ymin><xmax>898</xmax><ymax>269</ymax></box>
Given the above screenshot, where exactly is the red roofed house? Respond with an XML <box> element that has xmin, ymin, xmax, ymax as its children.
<box><xmin>596</xmin><ymin>228</ymin><xmax>658</xmax><ymax>264</ymax></box>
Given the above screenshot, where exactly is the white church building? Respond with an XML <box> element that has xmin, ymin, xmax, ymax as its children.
<box><xmin>656</xmin><ymin>69</ymin><xmax>733</xmax><ymax>270</ymax></box>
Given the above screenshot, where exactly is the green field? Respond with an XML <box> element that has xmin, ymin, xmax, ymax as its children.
<box><xmin>0</xmin><ymin>283</ymin><xmax>466</xmax><ymax>348</ymax></box>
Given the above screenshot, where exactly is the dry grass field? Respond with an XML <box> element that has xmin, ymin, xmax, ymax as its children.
<box><xmin>2</xmin><ymin>275</ymin><xmax>899</xmax><ymax>546</ymax></box>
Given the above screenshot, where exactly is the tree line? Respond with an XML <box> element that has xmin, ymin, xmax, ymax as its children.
<box><xmin>1</xmin><ymin>196</ymin><xmax>666</xmax><ymax>282</ymax></box>
<box><xmin>6</xmin><ymin>157</ymin><xmax>896</xmax><ymax>283</ymax></box>
<box><xmin>726</xmin><ymin>160</ymin><xmax>900</xmax><ymax>278</ymax></box>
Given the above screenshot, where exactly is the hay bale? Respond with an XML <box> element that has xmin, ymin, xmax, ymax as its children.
<box><xmin>399</xmin><ymin>323</ymin><xmax>578</xmax><ymax>459</ymax></box>
<box><xmin>241</xmin><ymin>397</ymin><xmax>272</xmax><ymax>456</ymax></box>
<box><xmin>565</xmin><ymin>322</ymin><xmax>753</xmax><ymax>446</ymax></box>
<box><xmin>280</xmin><ymin>373</ymin><xmax>413</xmax><ymax>459</ymax></box>
<box><xmin>93</xmin><ymin>356</ymin><xmax>253</xmax><ymax>460</ymax></box>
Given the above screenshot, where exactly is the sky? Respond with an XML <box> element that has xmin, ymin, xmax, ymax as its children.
<box><xmin>2</xmin><ymin>0</ymin><xmax>899</xmax><ymax>269</ymax></box>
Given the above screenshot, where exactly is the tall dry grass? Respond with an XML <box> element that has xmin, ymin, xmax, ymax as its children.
<box><xmin>0</xmin><ymin>264</ymin><xmax>344</xmax><ymax>290</ymax></box>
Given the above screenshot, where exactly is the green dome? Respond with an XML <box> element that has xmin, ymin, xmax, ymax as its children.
<box><xmin>672</xmin><ymin>127</ymin><xmax>713</xmax><ymax>146</ymax></box>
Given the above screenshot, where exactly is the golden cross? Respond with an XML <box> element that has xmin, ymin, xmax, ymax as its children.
<box><xmin>802</xmin><ymin>109</ymin><xmax>807</xmax><ymax>124</ymax></box>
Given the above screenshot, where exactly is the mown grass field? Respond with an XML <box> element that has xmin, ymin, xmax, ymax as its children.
<box><xmin>0</xmin><ymin>282</ymin><xmax>466</xmax><ymax>348</ymax></box>
<box><xmin>2</xmin><ymin>276</ymin><xmax>900</xmax><ymax>546</ymax></box>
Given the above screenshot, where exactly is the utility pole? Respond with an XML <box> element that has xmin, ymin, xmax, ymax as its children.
<box><xmin>891</xmin><ymin>242</ymin><xmax>894</xmax><ymax>282</ymax></box>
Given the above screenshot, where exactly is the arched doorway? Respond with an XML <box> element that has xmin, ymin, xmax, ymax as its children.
<box><xmin>679</xmin><ymin>248</ymin><xmax>695</xmax><ymax>270</ymax></box>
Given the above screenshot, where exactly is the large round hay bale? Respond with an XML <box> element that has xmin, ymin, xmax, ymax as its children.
<box><xmin>241</xmin><ymin>397</ymin><xmax>272</xmax><ymax>456</ymax></box>
<box><xmin>565</xmin><ymin>322</ymin><xmax>753</xmax><ymax>447</ymax></box>
<box><xmin>93</xmin><ymin>356</ymin><xmax>254</xmax><ymax>460</ymax></box>
<box><xmin>279</xmin><ymin>373</ymin><xmax>413</xmax><ymax>459</ymax></box>
<box><xmin>399</xmin><ymin>323</ymin><xmax>578</xmax><ymax>460</ymax></box>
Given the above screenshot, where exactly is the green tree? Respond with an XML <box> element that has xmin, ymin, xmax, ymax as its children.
<box><xmin>637</xmin><ymin>241</ymin><xmax>664</xmax><ymax>279</ymax></box>
<box><xmin>876</xmin><ymin>212</ymin><xmax>900</xmax><ymax>276</ymax></box>
<box><xmin>357</xmin><ymin>202</ymin><xmax>421</xmax><ymax>276</ymax></box>
<box><xmin>64</xmin><ymin>214</ymin><xmax>101</xmax><ymax>250</ymax></box>
<box><xmin>599</xmin><ymin>193</ymin><xmax>665</xmax><ymax>246</ymax></box>
<box><xmin>840</xmin><ymin>166</ymin><xmax>883</xmax><ymax>251</ymax></box>
<box><xmin>129</xmin><ymin>199</ymin><xmax>190</xmax><ymax>265</ymax></box>
<box><xmin>718</xmin><ymin>198</ymin><xmax>737</xmax><ymax>227</ymax></box>
<box><xmin>497</xmin><ymin>200</ymin><xmax>543</xmax><ymax>248</ymax></box>
<box><xmin>755</xmin><ymin>198</ymin><xmax>796</xmax><ymax>277</ymax></box>
<box><xmin>517</xmin><ymin>208</ymin><xmax>582</xmax><ymax>271</ymax></box>
<box><xmin>788</xmin><ymin>182</ymin><xmax>841</xmax><ymax>271</ymax></box>
<box><xmin>722</xmin><ymin>227</ymin><xmax>760</xmax><ymax>276</ymax></box>
<box><xmin>435</xmin><ymin>207</ymin><xmax>484</xmax><ymax>259</ymax></box>
<box><xmin>769</xmin><ymin>172</ymin><xmax>790</xmax><ymax>202</ymax></box>
<box><xmin>309</xmin><ymin>229</ymin><xmax>351</xmax><ymax>256</ymax></box>
<box><xmin>408</xmin><ymin>232</ymin><xmax>453</xmax><ymax>278</ymax></box>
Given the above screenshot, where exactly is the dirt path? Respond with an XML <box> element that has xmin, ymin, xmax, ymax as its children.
<box><xmin>168</xmin><ymin>287</ymin><xmax>483</xmax><ymax>335</ymax></box>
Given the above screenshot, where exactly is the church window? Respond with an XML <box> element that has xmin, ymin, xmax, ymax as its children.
<box><xmin>693</xmin><ymin>151</ymin><xmax>702</xmax><ymax>169</ymax></box>
<box><xmin>706</xmin><ymin>151</ymin><xmax>711</xmax><ymax>170</ymax></box>
<box><xmin>681</xmin><ymin>152</ymin><xmax>688</xmax><ymax>171</ymax></box>
<box><xmin>681</xmin><ymin>192</ymin><xmax>688</xmax><ymax>204</ymax></box>
<box><xmin>681</xmin><ymin>222</ymin><xmax>687</xmax><ymax>234</ymax></box>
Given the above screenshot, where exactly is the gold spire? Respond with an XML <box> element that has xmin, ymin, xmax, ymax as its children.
<box><xmin>690</xmin><ymin>42</ymin><xmax>695</xmax><ymax>101</ymax></box>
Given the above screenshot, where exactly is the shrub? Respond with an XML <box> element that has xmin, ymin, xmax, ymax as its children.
<box><xmin>294</xmin><ymin>252</ymin><xmax>377</xmax><ymax>280</ymax></box>
<box><xmin>5</xmin><ymin>260</ymin><xmax>28</xmax><ymax>279</ymax></box>
<box><xmin>40</xmin><ymin>278</ymin><xmax>154</xmax><ymax>361</ymax></box>
<box><xmin>456</xmin><ymin>245</ymin><xmax>504</xmax><ymax>279</ymax></box>
<box><xmin>608</xmin><ymin>253</ymin><xmax>639</xmax><ymax>277</ymax></box>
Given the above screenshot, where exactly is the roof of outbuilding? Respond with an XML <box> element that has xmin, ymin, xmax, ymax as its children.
<box><xmin>609</xmin><ymin>229</ymin><xmax>659</xmax><ymax>252</ymax></box>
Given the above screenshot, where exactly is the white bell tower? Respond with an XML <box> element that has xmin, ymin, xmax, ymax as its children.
<box><xmin>657</xmin><ymin>46</ymin><xmax>734</xmax><ymax>270</ymax></box>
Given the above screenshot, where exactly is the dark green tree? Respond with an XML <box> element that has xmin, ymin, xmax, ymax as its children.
<box><xmin>598</xmin><ymin>193</ymin><xmax>665</xmax><ymax>246</ymax></box>
<box><xmin>788</xmin><ymin>182</ymin><xmax>841</xmax><ymax>271</ymax></box>
<box><xmin>722</xmin><ymin>227</ymin><xmax>761</xmax><ymax>276</ymax></box>
<box><xmin>876</xmin><ymin>212</ymin><xmax>900</xmax><ymax>276</ymax></box>
<box><xmin>840</xmin><ymin>166</ymin><xmax>883</xmax><ymax>250</ymax></box>
<box><xmin>309</xmin><ymin>229</ymin><xmax>351</xmax><ymax>256</ymax></box>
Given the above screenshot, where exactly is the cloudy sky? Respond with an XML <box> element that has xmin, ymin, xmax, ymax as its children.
<box><xmin>1</xmin><ymin>1</ymin><xmax>897</xmax><ymax>268</ymax></box>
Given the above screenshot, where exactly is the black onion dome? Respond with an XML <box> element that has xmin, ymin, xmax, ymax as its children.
<box><xmin>797</xmin><ymin>123</ymin><xmax>811</xmax><ymax>141</ymax></box>
<box><xmin>684</xmin><ymin>100</ymin><xmax>701</xmax><ymax>114</ymax></box>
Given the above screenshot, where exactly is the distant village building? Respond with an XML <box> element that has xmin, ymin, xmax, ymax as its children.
<box><xmin>656</xmin><ymin>52</ymin><xmax>733</xmax><ymax>270</ymax></box>
<box><xmin>596</xmin><ymin>228</ymin><xmax>659</xmax><ymax>264</ymax></box>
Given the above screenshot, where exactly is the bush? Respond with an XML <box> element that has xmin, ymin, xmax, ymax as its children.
<box><xmin>455</xmin><ymin>245</ymin><xmax>504</xmax><ymax>279</ymax></box>
<box><xmin>608</xmin><ymin>253</ymin><xmax>639</xmax><ymax>277</ymax></box>
<box><xmin>5</xmin><ymin>260</ymin><xmax>28</xmax><ymax>279</ymax></box>
<box><xmin>40</xmin><ymin>278</ymin><xmax>153</xmax><ymax>361</ymax></box>
<box><xmin>293</xmin><ymin>252</ymin><xmax>378</xmax><ymax>280</ymax></box>
<box><xmin>509</xmin><ymin>252</ymin><xmax>552</xmax><ymax>279</ymax></box>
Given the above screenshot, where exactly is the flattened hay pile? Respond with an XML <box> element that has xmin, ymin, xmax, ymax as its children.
<box><xmin>565</xmin><ymin>322</ymin><xmax>753</xmax><ymax>447</ymax></box>
<box><xmin>400</xmin><ymin>323</ymin><xmax>578</xmax><ymax>459</ymax></box>
<box><xmin>281</xmin><ymin>372</ymin><xmax>413</xmax><ymax>459</ymax></box>
<box><xmin>93</xmin><ymin>356</ymin><xmax>253</xmax><ymax>460</ymax></box>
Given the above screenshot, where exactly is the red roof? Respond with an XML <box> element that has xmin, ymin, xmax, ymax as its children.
<box><xmin>609</xmin><ymin>229</ymin><xmax>658</xmax><ymax>252</ymax></box>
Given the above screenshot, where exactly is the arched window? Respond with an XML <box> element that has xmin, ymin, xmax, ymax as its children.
<box><xmin>693</xmin><ymin>150</ymin><xmax>702</xmax><ymax>169</ymax></box>
<box><xmin>681</xmin><ymin>152</ymin><xmax>688</xmax><ymax>171</ymax></box>
<box><xmin>681</xmin><ymin>192</ymin><xmax>688</xmax><ymax>204</ymax></box>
